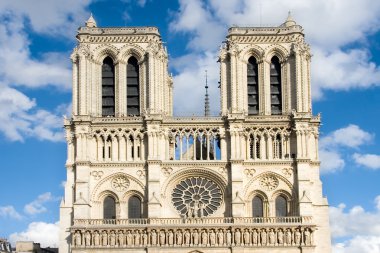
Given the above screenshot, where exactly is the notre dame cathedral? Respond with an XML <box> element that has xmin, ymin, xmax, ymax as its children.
<box><xmin>59</xmin><ymin>13</ymin><xmax>331</xmax><ymax>253</ymax></box>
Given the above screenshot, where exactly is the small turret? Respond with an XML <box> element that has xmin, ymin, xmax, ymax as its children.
<box><xmin>85</xmin><ymin>13</ymin><xmax>97</xmax><ymax>28</ymax></box>
<box><xmin>283</xmin><ymin>11</ymin><xmax>296</xmax><ymax>27</ymax></box>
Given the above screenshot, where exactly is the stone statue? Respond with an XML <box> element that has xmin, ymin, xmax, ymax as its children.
<box><xmin>295</xmin><ymin>229</ymin><xmax>301</xmax><ymax>245</ymax></box>
<box><xmin>168</xmin><ymin>230</ymin><xmax>174</xmax><ymax>246</ymax></box>
<box><xmin>217</xmin><ymin>229</ymin><xmax>224</xmax><ymax>245</ymax></box>
<box><xmin>134</xmin><ymin>230</ymin><xmax>140</xmax><ymax>246</ymax></box>
<box><xmin>159</xmin><ymin>230</ymin><xmax>166</xmax><ymax>245</ymax></box>
<box><xmin>278</xmin><ymin>229</ymin><xmax>284</xmax><ymax>245</ymax></box>
<box><xmin>226</xmin><ymin>230</ymin><xmax>232</xmax><ymax>246</ymax></box>
<box><xmin>118</xmin><ymin>230</ymin><xmax>124</xmax><ymax>246</ymax></box>
<box><xmin>93</xmin><ymin>231</ymin><xmax>100</xmax><ymax>246</ymax></box>
<box><xmin>234</xmin><ymin>229</ymin><xmax>241</xmax><ymax>245</ymax></box>
<box><xmin>193</xmin><ymin>200</ymin><xmax>200</xmax><ymax>218</ymax></box>
<box><xmin>201</xmin><ymin>230</ymin><xmax>208</xmax><ymax>245</ymax></box>
<box><xmin>186</xmin><ymin>203</ymin><xmax>193</xmax><ymax>218</ymax></box>
<box><xmin>269</xmin><ymin>229</ymin><xmax>275</xmax><ymax>245</ymax></box>
<box><xmin>252</xmin><ymin>229</ymin><xmax>258</xmax><ymax>245</ymax></box>
<box><xmin>243</xmin><ymin>229</ymin><xmax>250</xmax><ymax>245</ymax></box>
<box><xmin>109</xmin><ymin>230</ymin><xmax>116</xmax><ymax>246</ymax></box>
<box><xmin>192</xmin><ymin>230</ymin><xmax>199</xmax><ymax>245</ymax></box>
<box><xmin>75</xmin><ymin>231</ymin><xmax>82</xmax><ymax>246</ymax></box>
<box><xmin>85</xmin><ymin>231</ymin><xmax>91</xmax><ymax>246</ymax></box>
<box><xmin>126</xmin><ymin>231</ymin><xmax>133</xmax><ymax>246</ymax></box>
<box><xmin>142</xmin><ymin>231</ymin><xmax>148</xmax><ymax>246</ymax></box>
<box><xmin>101</xmin><ymin>230</ymin><xmax>108</xmax><ymax>246</ymax></box>
<box><xmin>209</xmin><ymin>230</ymin><xmax>216</xmax><ymax>246</ymax></box>
<box><xmin>176</xmin><ymin>230</ymin><xmax>183</xmax><ymax>246</ymax></box>
<box><xmin>184</xmin><ymin>230</ymin><xmax>191</xmax><ymax>246</ymax></box>
<box><xmin>261</xmin><ymin>229</ymin><xmax>267</xmax><ymax>246</ymax></box>
<box><xmin>151</xmin><ymin>230</ymin><xmax>157</xmax><ymax>246</ymax></box>
<box><xmin>286</xmin><ymin>229</ymin><xmax>292</xmax><ymax>245</ymax></box>
<box><xmin>304</xmin><ymin>228</ymin><xmax>311</xmax><ymax>246</ymax></box>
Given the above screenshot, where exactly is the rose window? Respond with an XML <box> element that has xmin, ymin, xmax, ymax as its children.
<box><xmin>111</xmin><ymin>176</ymin><xmax>130</xmax><ymax>192</ymax></box>
<box><xmin>172</xmin><ymin>177</ymin><xmax>222</xmax><ymax>218</ymax></box>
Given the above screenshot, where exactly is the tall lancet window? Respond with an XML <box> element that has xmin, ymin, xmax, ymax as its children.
<box><xmin>252</xmin><ymin>196</ymin><xmax>264</xmax><ymax>217</ymax></box>
<box><xmin>128</xmin><ymin>196</ymin><xmax>142</xmax><ymax>218</ymax></box>
<box><xmin>102</xmin><ymin>57</ymin><xmax>115</xmax><ymax>116</ymax></box>
<box><xmin>275</xmin><ymin>195</ymin><xmax>288</xmax><ymax>217</ymax></box>
<box><xmin>270</xmin><ymin>56</ymin><xmax>282</xmax><ymax>115</ymax></box>
<box><xmin>126</xmin><ymin>57</ymin><xmax>140</xmax><ymax>116</ymax></box>
<box><xmin>103</xmin><ymin>196</ymin><xmax>116</xmax><ymax>219</ymax></box>
<box><xmin>247</xmin><ymin>56</ymin><xmax>259</xmax><ymax>115</ymax></box>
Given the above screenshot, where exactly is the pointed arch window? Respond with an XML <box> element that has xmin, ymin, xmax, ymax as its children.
<box><xmin>252</xmin><ymin>196</ymin><xmax>264</xmax><ymax>217</ymax></box>
<box><xmin>103</xmin><ymin>196</ymin><xmax>116</xmax><ymax>219</ymax></box>
<box><xmin>102</xmin><ymin>57</ymin><xmax>115</xmax><ymax>116</ymax></box>
<box><xmin>126</xmin><ymin>57</ymin><xmax>140</xmax><ymax>116</ymax></box>
<box><xmin>270</xmin><ymin>56</ymin><xmax>282</xmax><ymax>115</ymax></box>
<box><xmin>247</xmin><ymin>56</ymin><xmax>259</xmax><ymax>115</ymax></box>
<box><xmin>128</xmin><ymin>195</ymin><xmax>142</xmax><ymax>219</ymax></box>
<box><xmin>275</xmin><ymin>195</ymin><xmax>288</xmax><ymax>217</ymax></box>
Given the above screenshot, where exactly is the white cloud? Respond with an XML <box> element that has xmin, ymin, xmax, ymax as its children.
<box><xmin>172</xmin><ymin>52</ymin><xmax>220</xmax><ymax>115</ymax></box>
<box><xmin>330</xmin><ymin>196</ymin><xmax>380</xmax><ymax>253</ymax></box>
<box><xmin>169</xmin><ymin>0</ymin><xmax>380</xmax><ymax>110</ymax></box>
<box><xmin>333</xmin><ymin>236</ymin><xmax>380</xmax><ymax>253</ymax></box>
<box><xmin>0</xmin><ymin>1</ymin><xmax>91</xmax><ymax>142</ymax></box>
<box><xmin>319</xmin><ymin>124</ymin><xmax>372</xmax><ymax>173</ymax></box>
<box><xmin>0</xmin><ymin>205</ymin><xmax>23</xmax><ymax>220</ymax></box>
<box><xmin>312</xmin><ymin>48</ymin><xmax>380</xmax><ymax>99</ymax></box>
<box><xmin>0</xmin><ymin>85</ymin><xmax>65</xmax><ymax>142</ymax></box>
<box><xmin>320</xmin><ymin>124</ymin><xmax>373</xmax><ymax>149</ymax></box>
<box><xmin>319</xmin><ymin>149</ymin><xmax>345</xmax><ymax>174</ymax></box>
<box><xmin>9</xmin><ymin>221</ymin><xmax>59</xmax><ymax>248</ymax></box>
<box><xmin>0</xmin><ymin>0</ymin><xmax>91</xmax><ymax>38</ymax></box>
<box><xmin>353</xmin><ymin>153</ymin><xmax>380</xmax><ymax>170</ymax></box>
<box><xmin>24</xmin><ymin>192</ymin><xmax>57</xmax><ymax>215</ymax></box>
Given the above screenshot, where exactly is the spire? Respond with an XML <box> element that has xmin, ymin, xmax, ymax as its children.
<box><xmin>204</xmin><ymin>70</ymin><xmax>210</xmax><ymax>117</ymax></box>
<box><xmin>86</xmin><ymin>13</ymin><xmax>97</xmax><ymax>28</ymax></box>
<box><xmin>283</xmin><ymin>11</ymin><xmax>296</xmax><ymax>27</ymax></box>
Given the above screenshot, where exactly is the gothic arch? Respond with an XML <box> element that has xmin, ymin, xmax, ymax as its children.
<box><xmin>264</xmin><ymin>44</ymin><xmax>289</xmax><ymax>63</ymax></box>
<box><xmin>270</xmin><ymin>189</ymin><xmax>292</xmax><ymax>201</ymax></box>
<box><xmin>118</xmin><ymin>44</ymin><xmax>145</xmax><ymax>63</ymax></box>
<box><xmin>243</xmin><ymin>171</ymin><xmax>293</xmax><ymax>199</ymax></box>
<box><xmin>93</xmin><ymin>44</ymin><xmax>119</xmax><ymax>63</ymax></box>
<box><xmin>91</xmin><ymin>172</ymin><xmax>145</xmax><ymax>202</ymax></box>
<box><xmin>97</xmin><ymin>190</ymin><xmax>120</xmax><ymax>203</ymax></box>
<box><xmin>241</xmin><ymin>45</ymin><xmax>265</xmax><ymax>63</ymax></box>
<box><xmin>121</xmin><ymin>189</ymin><xmax>144</xmax><ymax>202</ymax></box>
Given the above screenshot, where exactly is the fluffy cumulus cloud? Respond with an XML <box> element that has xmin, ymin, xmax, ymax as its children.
<box><xmin>330</xmin><ymin>196</ymin><xmax>380</xmax><ymax>253</ymax></box>
<box><xmin>319</xmin><ymin>124</ymin><xmax>373</xmax><ymax>173</ymax></box>
<box><xmin>0</xmin><ymin>1</ymin><xmax>91</xmax><ymax>141</ymax></box>
<box><xmin>169</xmin><ymin>0</ymin><xmax>380</xmax><ymax>114</ymax></box>
<box><xmin>0</xmin><ymin>205</ymin><xmax>23</xmax><ymax>220</ymax></box>
<box><xmin>9</xmin><ymin>221</ymin><xmax>59</xmax><ymax>248</ymax></box>
<box><xmin>353</xmin><ymin>153</ymin><xmax>380</xmax><ymax>170</ymax></box>
<box><xmin>24</xmin><ymin>192</ymin><xmax>58</xmax><ymax>215</ymax></box>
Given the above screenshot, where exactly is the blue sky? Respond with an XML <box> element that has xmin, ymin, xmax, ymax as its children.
<box><xmin>0</xmin><ymin>0</ymin><xmax>380</xmax><ymax>252</ymax></box>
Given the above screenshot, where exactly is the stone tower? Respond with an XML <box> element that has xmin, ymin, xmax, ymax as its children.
<box><xmin>60</xmin><ymin>13</ymin><xmax>331</xmax><ymax>253</ymax></box>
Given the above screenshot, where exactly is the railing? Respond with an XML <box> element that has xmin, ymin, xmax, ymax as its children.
<box><xmin>73</xmin><ymin>216</ymin><xmax>312</xmax><ymax>226</ymax></box>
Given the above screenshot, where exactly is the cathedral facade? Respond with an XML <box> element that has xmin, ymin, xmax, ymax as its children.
<box><xmin>59</xmin><ymin>14</ymin><xmax>331</xmax><ymax>253</ymax></box>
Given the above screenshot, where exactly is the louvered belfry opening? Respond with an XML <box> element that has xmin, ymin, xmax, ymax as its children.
<box><xmin>102</xmin><ymin>57</ymin><xmax>115</xmax><ymax>116</ymax></box>
<box><xmin>247</xmin><ymin>56</ymin><xmax>259</xmax><ymax>115</ymax></box>
<box><xmin>127</xmin><ymin>56</ymin><xmax>140</xmax><ymax>116</ymax></box>
<box><xmin>270</xmin><ymin>56</ymin><xmax>282</xmax><ymax>115</ymax></box>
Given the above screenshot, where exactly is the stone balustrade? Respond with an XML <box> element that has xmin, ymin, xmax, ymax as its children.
<box><xmin>73</xmin><ymin>216</ymin><xmax>312</xmax><ymax>226</ymax></box>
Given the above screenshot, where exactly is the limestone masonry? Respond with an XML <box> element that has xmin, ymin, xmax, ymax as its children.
<box><xmin>59</xmin><ymin>13</ymin><xmax>332</xmax><ymax>253</ymax></box>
